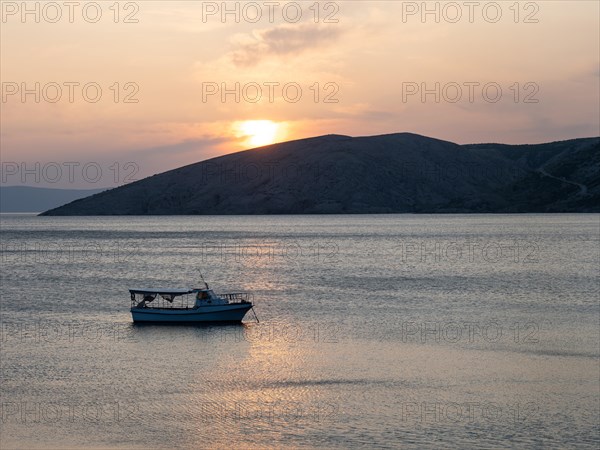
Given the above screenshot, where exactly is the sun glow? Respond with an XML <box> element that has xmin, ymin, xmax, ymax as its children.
<box><xmin>235</xmin><ymin>120</ymin><xmax>280</xmax><ymax>147</ymax></box>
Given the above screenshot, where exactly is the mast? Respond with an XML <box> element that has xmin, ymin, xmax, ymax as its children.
<box><xmin>199</xmin><ymin>271</ymin><xmax>209</xmax><ymax>289</ymax></box>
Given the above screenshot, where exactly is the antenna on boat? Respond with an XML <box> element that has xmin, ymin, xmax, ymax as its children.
<box><xmin>199</xmin><ymin>271</ymin><xmax>209</xmax><ymax>289</ymax></box>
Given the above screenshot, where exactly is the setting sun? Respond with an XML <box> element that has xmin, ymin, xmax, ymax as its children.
<box><xmin>236</xmin><ymin>120</ymin><xmax>280</xmax><ymax>147</ymax></box>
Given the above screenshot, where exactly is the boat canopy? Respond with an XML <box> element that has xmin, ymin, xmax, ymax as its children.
<box><xmin>129</xmin><ymin>288</ymin><xmax>197</xmax><ymax>304</ymax></box>
<box><xmin>129</xmin><ymin>288</ymin><xmax>195</xmax><ymax>296</ymax></box>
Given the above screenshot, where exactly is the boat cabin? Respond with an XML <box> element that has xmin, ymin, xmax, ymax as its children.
<box><xmin>194</xmin><ymin>289</ymin><xmax>228</xmax><ymax>306</ymax></box>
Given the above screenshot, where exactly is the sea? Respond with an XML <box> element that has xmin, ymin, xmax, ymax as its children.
<box><xmin>0</xmin><ymin>214</ymin><xmax>598</xmax><ymax>449</ymax></box>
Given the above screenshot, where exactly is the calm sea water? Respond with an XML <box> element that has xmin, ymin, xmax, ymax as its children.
<box><xmin>0</xmin><ymin>214</ymin><xmax>598</xmax><ymax>449</ymax></box>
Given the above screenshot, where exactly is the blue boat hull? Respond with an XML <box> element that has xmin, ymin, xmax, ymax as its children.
<box><xmin>131</xmin><ymin>303</ymin><xmax>253</xmax><ymax>323</ymax></box>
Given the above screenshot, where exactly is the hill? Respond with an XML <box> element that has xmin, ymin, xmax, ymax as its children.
<box><xmin>39</xmin><ymin>133</ymin><xmax>600</xmax><ymax>215</ymax></box>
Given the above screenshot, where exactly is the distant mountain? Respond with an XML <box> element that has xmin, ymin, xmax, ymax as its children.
<box><xmin>1</xmin><ymin>186</ymin><xmax>106</xmax><ymax>213</ymax></box>
<box><xmin>40</xmin><ymin>133</ymin><xmax>600</xmax><ymax>215</ymax></box>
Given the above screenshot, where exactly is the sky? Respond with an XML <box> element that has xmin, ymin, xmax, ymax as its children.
<box><xmin>1</xmin><ymin>1</ymin><xmax>599</xmax><ymax>188</ymax></box>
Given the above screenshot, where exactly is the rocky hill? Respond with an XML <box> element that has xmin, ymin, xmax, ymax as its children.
<box><xmin>40</xmin><ymin>133</ymin><xmax>600</xmax><ymax>215</ymax></box>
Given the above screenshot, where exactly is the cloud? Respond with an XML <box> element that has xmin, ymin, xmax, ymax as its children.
<box><xmin>117</xmin><ymin>136</ymin><xmax>236</xmax><ymax>178</ymax></box>
<box><xmin>230</xmin><ymin>23</ymin><xmax>343</xmax><ymax>67</ymax></box>
<box><xmin>330</xmin><ymin>103</ymin><xmax>395</xmax><ymax>121</ymax></box>
<box><xmin>64</xmin><ymin>136</ymin><xmax>237</xmax><ymax>186</ymax></box>
<box><xmin>130</xmin><ymin>137</ymin><xmax>229</xmax><ymax>157</ymax></box>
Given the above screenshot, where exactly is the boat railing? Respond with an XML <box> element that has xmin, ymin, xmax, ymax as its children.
<box><xmin>220</xmin><ymin>292</ymin><xmax>253</xmax><ymax>304</ymax></box>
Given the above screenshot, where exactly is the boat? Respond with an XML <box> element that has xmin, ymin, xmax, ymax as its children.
<box><xmin>129</xmin><ymin>279</ymin><xmax>256</xmax><ymax>324</ymax></box>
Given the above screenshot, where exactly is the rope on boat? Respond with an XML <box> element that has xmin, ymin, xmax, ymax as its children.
<box><xmin>251</xmin><ymin>307</ymin><xmax>260</xmax><ymax>323</ymax></box>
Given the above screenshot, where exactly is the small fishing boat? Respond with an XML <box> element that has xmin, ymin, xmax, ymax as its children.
<box><xmin>129</xmin><ymin>278</ymin><xmax>257</xmax><ymax>324</ymax></box>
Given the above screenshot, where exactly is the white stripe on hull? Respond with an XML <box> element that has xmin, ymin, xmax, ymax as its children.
<box><xmin>131</xmin><ymin>304</ymin><xmax>253</xmax><ymax>323</ymax></box>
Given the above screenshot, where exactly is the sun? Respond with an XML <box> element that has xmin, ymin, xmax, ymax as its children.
<box><xmin>236</xmin><ymin>120</ymin><xmax>280</xmax><ymax>147</ymax></box>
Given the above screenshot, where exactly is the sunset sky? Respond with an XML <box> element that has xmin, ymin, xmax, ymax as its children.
<box><xmin>1</xmin><ymin>1</ymin><xmax>599</xmax><ymax>187</ymax></box>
